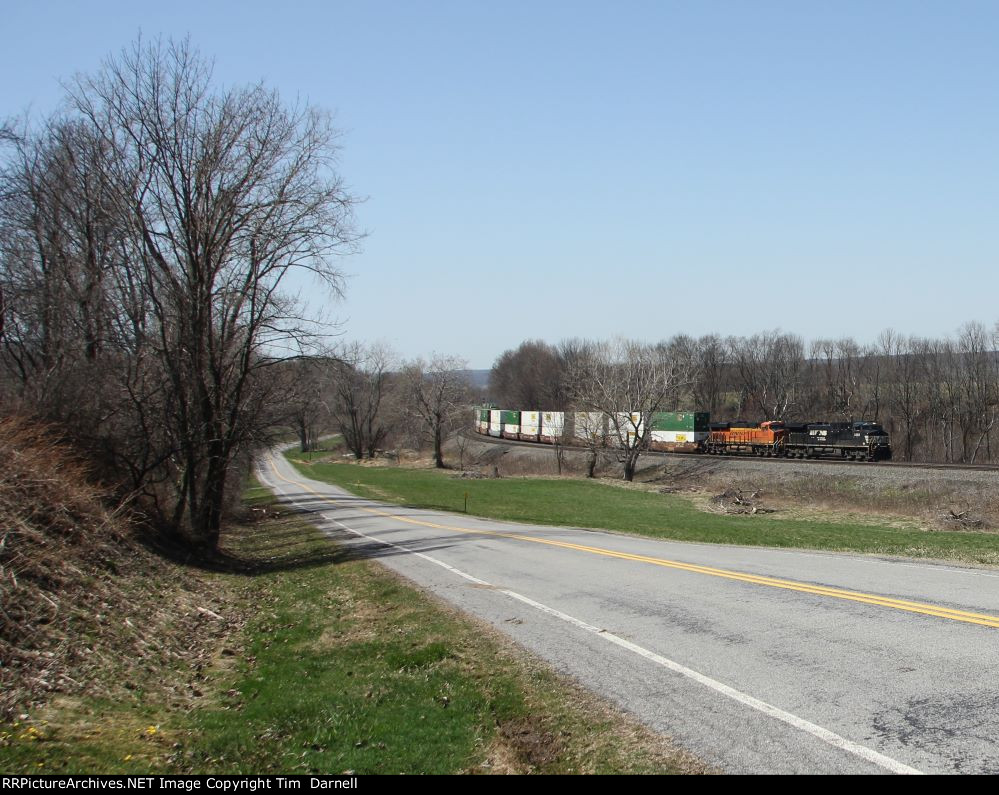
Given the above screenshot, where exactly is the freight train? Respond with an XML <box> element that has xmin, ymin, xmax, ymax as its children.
<box><xmin>474</xmin><ymin>409</ymin><xmax>893</xmax><ymax>462</ymax></box>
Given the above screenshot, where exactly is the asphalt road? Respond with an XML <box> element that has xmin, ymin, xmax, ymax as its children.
<box><xmin>258</xmin><ymin>451</ymin><xmax>999</xmax><ymax>775</ymax></box>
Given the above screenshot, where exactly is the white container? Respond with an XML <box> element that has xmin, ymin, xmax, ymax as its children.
<box><xmin>612</xmin><ymin>412</ymin><xmax>644</xmax><ymax>447</ymax></box>
<box><xmin>540</xmin><ymin>411</ymin><xmax>565</xmax><ymax>442</ymax></box>
<box><xmin>520</xmin><ymin>411</ymin><xmax>541</xmax><ymax>438</ymax></box>
<box><xmin>573</xmin><ymin>412</ymin><xmax>606</xmax><ymax>444</ymax></box>
<box><xmin>650</xmin><ymin>430</ymin><xmax>709</xmax><ymax>445</ymax></box>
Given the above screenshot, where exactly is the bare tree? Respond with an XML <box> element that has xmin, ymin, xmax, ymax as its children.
<box><xmin>956</xmin><ymin>322</ymin><xmax>999</xmax><ymax>463</ymax></box>
<box><xmin>879</xmin><ymin>330</ymin><xmax>923</xmax><ymax>461</ymax></box>
<box><xmin>329</xmin><ymin>343</ymin><xmax>394</xmax><ymax>459</ymax></box>
<box><xmin>728</xmin><ymin>331</ymin><xmax>805</xmax><ymax>421</ymax></box>
<box><xmin>453</xmin><ymin>409</ymin><xmax>473</xmax><ymax>470</ymax></box>
<box><xmin>808</xmin><ymin>337</ymin><xmax>869</xmax><ymax>420</ymax></box>
<box><xmin>567</xmin><ymin>338</ymin><xmax>695</xmax><ymax>481</ymax></box>
<box><xmin>570</xmin><ymin>409</ymin><xmax>606</xmax><ymax>479</ymax></box>
<box><xmin>690</xmin><ymin>334</ymin><xmax>728</xmax><ymax>416</ymax></box>
<box><xmin>0</xmin><ymin>118</ymin><xmax>121</xmax><ymax>394</ymax></box>
<box><xmin>404</xmin><ymin>354</ymin><xmax>471</xmax><ymax>468</ymax></box>
<box><xmin>0</xmin><ymin>114</ymin><xmax>183</xmax><ymax>506</ymax></box>
<box><xmin>550</xmin><ymin>414</ymin><xmax>567</xmax><ymax>475</ymax></box>
<box><xmin>280</xmin><ymin>357</ymin><xmax>335</xmax><ymax>453</ymax></box>
<box><xmin>0</xmin><ymin>37</ymin><xmax>358</xmax><ymax>551</ymax></box>
<box><xmin>489</xmin><ymin>339</ymin><xmax>565</xmax><ymax>409</ymax></box>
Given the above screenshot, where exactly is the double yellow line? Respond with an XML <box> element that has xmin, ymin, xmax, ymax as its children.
<box><xmin>271</xmin><ymin>461</ymin><xmax>999</xmax><ymax>630</ymax></box>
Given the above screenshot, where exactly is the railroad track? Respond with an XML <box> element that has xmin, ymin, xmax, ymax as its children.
<box><xmin>465</xmin><ymin>431</ymin><xmax>999</xmax><ymax>473</ymax></box>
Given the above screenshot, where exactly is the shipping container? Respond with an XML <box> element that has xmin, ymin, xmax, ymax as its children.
<box><xmin>540</xmin><ymin>411</ymin><xmax>564</xmax><ymax>443</ymax></box>
<box><xmin>475</xmin><ymin>408</ymin><xmax>490</xmax><ymax>435</ymax></box>
<box><xmin>489</xmin><ymin>409</ymin><xmax>503</xmax><ymax>437</ymax></box>
<box><xmin>573</xmin><ymin>412</ymin><xmax>607</xmax><ymax>445</ymax></box>
<box><xmin>650</xmin><ymin>412</ymin><xmax>710</xmax><ymax>432</ymax></box>
<box><xmin>649</xmin><ymin>411</ymin><xmax>710</xmax><ymax>451</ymax></box>
<box><xmin>520</xmin><ymin>410</ymin><xmax>541</xmax><ymax>441</ymax></box>
<box><xmin>613</xmin><ymin>412</ymin><xmax>644</xmax><ymax>447</ymax></box>
<box><xmin>501</xmin><ymin>410</ymin><xmax>521</xmax><ymax>439</ymax></box>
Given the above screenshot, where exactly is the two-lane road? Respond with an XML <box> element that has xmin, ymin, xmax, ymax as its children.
<box><xmin>259</xmin><ymin>451</ymin><xmax>999</xmax><ymax>774</ymax></box>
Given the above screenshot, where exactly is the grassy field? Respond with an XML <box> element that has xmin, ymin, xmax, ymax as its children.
<box><xmin>286</xmin><ymin>450</ymin><xmax>999</xmax><ymax>565</ymax></box>
<box><xmin>0</xmin><ymin>480</ymin><xmax>703</xmax><ymax>774</ymax></box>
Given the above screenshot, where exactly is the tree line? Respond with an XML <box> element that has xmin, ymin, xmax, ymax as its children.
<box><xmin>285</xmin><ymin>345</ymin><xmax>472</xmax><ymax>469</ymax></box>
<box><xmin>490</xmin><ymin>326</ymin><xmax>999</xmax><ymax>466</ymax></box>
<box><xmin>0</xmin><ymin>38</ymin><xmax>470</xmax><ymax>553</ymax></box>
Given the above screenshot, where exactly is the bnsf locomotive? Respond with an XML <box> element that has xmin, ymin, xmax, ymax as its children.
<box><xmin>475</xmin><ymin>409</ymin><xmax>892</xmax><ymax>462</ymax></box>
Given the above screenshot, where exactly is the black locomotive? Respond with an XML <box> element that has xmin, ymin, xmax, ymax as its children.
<box><xmin>782</xmin><ymin>421</ymin><xmax>893</xmax><ymax>461</ymax></box>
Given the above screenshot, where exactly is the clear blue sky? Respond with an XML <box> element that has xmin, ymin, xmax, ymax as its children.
<box><xmin>3</xmin><ymin>1</ymin><xmax>998</xmax><ymax>368</ymax></box>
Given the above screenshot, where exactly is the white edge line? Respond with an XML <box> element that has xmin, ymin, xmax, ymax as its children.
<box><xmin>259</xmin><ymin>461</ymin><xmax>925</xmax><ymax>776</ymax></box>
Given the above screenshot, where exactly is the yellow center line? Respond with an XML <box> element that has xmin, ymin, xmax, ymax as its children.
<box><xmin>270</xmin><ymin>460</ymin><xmax>999</xmax><ymax>630</ymax></box>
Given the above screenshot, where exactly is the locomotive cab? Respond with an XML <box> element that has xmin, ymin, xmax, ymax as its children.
<box><xmin>852</xmin><ymin>421</ymin><xmax>892</xmax><ymax>460</ymax></box>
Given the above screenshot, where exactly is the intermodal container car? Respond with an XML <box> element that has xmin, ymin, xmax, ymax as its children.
<box><xmin>501</xmin><ymin>410</ymin><xmax>521</xmax><ymax>440</ymax></box>
<box><xmin>649</xmin><ymin>411</ymin><xmax>710</xmax><ymax>452</ymax></box>
<box><xmin>520</xmin><ymin>410</ymin><xmax>541</xmax><ymax>441</ymax></box>
<box><xmin>489</xmin><ymin>409</ymin><xmax>503</xmax><ymax>437</ymax></box>
<box><xmin>540</xmin><ymin>411</ymin><xmax>564</xmax><ymax>443</ymax></box>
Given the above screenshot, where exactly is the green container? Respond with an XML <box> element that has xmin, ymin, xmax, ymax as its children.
<box><xmin>501</xmin><ymin>410</ymin><xmax>521</xmax><ymax>425</ymax></box>
<box><xmin>650</xmin><ymin>411</ymin><xmax>710</xmax><ymax>432</ymax></box>
<box><xmin>478</xmin><ymin>409</ymin><xmax>490</xmax><ymax>422</ymax></box>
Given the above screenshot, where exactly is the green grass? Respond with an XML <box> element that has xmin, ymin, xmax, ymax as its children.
<box><xmin>288</xmin><ymin>454</ymin><xmax>999</xmax><ymax>565</ymax></box>
<box><xmin>0</xmin><ymin>487</ymin><xmax>701</xmax><ymax>775</ymax></box>
<box><xmin>243</xmin><ymin>471</ymin><xmax>271</xmax><ymax>505</ymax></box>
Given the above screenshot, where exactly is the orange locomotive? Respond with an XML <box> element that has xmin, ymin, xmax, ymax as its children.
<box><xmin>705</xmin><ymin>420</ymin><xmax>787</xmax><ymax>457</ymax></box>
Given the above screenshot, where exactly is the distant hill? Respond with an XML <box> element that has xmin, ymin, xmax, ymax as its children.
<box><xmin>457</xmin><ymin>369</ymin><xmax>490</xmax><ymax>390</ymax></box>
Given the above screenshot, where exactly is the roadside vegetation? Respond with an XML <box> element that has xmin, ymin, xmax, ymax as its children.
<box><xmin>1</xmin><ymin>436</ymin><xmax>704</xmax><ymax>774</ymax></box>
<box><xmin>286</xmin><ymin>447</ymin><xmax>999</xmax><ymax>565</ymax></box>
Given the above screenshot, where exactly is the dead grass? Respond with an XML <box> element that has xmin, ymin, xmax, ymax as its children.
<box><xmin>585</xmin><ymin>470</ymin><xmax>933</xmax><ymax>531</ymax></box>
<box><xmin>313</xmin><ymin>587</ymin><xmax>385</xmax><ymax>648</ymax></box>
<box><xmin>0</xmin><ymin>415</ymin><xmax>239</xmax><ymax>720</ymax></box>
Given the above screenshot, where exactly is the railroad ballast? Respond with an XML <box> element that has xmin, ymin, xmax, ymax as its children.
<box><xmin>475</xmin><ymin>409</ymin><xmax>893</xmax><ymax>462</ymax></box>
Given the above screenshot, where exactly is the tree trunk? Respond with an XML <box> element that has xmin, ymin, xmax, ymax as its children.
<box><xmin>186</xmin><ymin>437</ymin><xmax>228</xmax><ymax>553</ymax></box>
<box><xmin>434</xmin><ymin>428</ymin><xmax>444</xmax><ymax>468</ymax></box>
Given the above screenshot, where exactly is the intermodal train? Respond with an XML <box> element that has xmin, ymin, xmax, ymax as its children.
<box><xmin>474</xmin><ymin>409</ymin><xmax>893</xmax><ymax>462</ymax></box>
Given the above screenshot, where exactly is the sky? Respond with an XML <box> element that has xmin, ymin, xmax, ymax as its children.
<box><xmin>3</xmin><ymin>1</ymin><xmax>999</xmax><ymax>368</ymax></box>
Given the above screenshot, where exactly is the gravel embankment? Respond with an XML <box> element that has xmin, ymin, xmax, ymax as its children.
<box><xmin>660</xmin><ymin>455</ymin><xmax>999</xmax><ymax>488</ymax></box>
